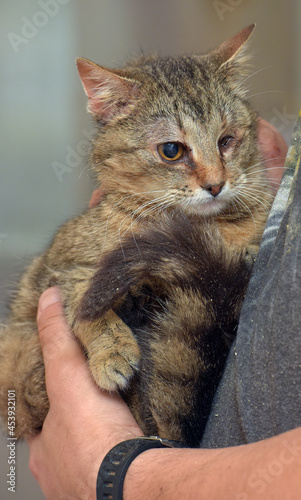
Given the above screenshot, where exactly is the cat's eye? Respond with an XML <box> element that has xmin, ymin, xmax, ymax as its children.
<box><xmin>218</xmin><ymin>135</ymin><xmax>235</xmax><ymax>153</ymax></box>
<box><xmin>158</xmin><ymin>142</ymin><xmax>184</xmax><ymax>162</ymax></box>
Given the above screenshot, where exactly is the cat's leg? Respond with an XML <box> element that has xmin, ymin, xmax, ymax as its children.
<box><xmin>0</xmin><ymin>302</ymin><xmax>140</xmax><ymax>438</ymax></box>
<box><xmin>60</xmin><ymin>275</ymin><xmax>141</xmax><ymax>392</ymax></box>
<box><xmin>71</xmin><ymin>310</ymin><xmax>141</xmax><ymax>391</ymax></box>
<box><xmin>0</xmin><ymin>323</ymin><xmax>48</xmax><ymax>438</ymax></box>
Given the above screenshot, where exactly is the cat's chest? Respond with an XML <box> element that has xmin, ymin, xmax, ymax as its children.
<box><xmin>217</xmin><ymin>216</ymin><xmax>265</xmax><ymax>248</ymax></box>
<box><xmin>96</xmin><ymin>196</ymin><xmax>264</xmax><ymax>257</ymax></box>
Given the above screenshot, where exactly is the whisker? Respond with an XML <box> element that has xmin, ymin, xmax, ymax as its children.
<box><xmin>243</xmin><ymin>157</ymin><xmax>288</xmax><ymax>175</ymax></box>
<box><xmin>231</xmin><ymin>195</ymin><xmax>255</xmax><ymax>223</ymax></box>
<box><xmin>234</xmin><ymin>65</ymin><xmax>272</xmax><ymax>95</ymax></box>
<box><xmin>248</xmin><ymin>90</ymin><xmax>287</xmax><ymax>99</ymax></box>
<box><xmin>78</xmin><ymin>164</ymin><xmax>92</xmax><ymax>180</ymax></box>
<box><xmin>116</xmin><ymin>194</ymin><xmax>177</xmax><ymax>256</ymax></box>
<box><xmin>118</xmin><ymin>194</ymin><xmax>171</xmax><ymax>232</ymax></box>
<box><xmin>236</xmin><ymin>187</ymin><xmax>272</xmax><ymax>214</ymax></box>
<box><xmin>102</xmin><ymin>190</ymin><xmax>167</xmax><ymax>252</ymax></box>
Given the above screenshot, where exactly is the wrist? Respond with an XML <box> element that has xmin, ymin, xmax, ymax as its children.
<box><xmin>123</xmin><ymin>447</ymin><xmax>175</xmax><ymax>500</ymax></box>
<box><xmin>96</xmin><ymin>437</ymin><xmax>185</xmax><ymax>500</ymax></box>
<box><xmin>123</xmin><ymin>447</ymin><xmax>196</xmax><ymax>500</ymax></box>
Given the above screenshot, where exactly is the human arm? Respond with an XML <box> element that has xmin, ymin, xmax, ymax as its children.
<box><xmin>28</xmin><ymin>122</ymin><xmax>291</xmax><ymax>499</ymax></box>
<box><xmin>27</xmin><ymin>287</ymin><xmax>143</xmax><ymax>500</ymax></box>
<box><xmin>28</xmin><ymin>287</ymin><xmax>301</xmax><ymax>500</ymax></box>
<box><xmin>124</xmin><ymin>427</ymin><xmax>301</xmax><ymax>499</ymax></box>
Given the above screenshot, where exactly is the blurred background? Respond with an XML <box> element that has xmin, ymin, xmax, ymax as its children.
<box><xmin>0</xmin><ymin>0</ymin><xmax>300</xmax><ymax>498</ymax></box>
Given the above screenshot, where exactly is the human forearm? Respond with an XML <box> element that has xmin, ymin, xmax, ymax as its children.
<box><xmin>124</xmin><ymin>426</ymin><xmax>301</xmax><ymax>499</ymax></box>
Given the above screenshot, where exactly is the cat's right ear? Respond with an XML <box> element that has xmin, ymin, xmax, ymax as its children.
<box><xmin>76</xmin><ymin>58</ymin><xmax>139</xmax><ymax>122</ymax></box>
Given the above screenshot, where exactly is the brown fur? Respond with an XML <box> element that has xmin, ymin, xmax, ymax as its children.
<box><xmin>0</xmin><ymin>25</ymin><xmax>273</xmax><ymax>442</ymax></box>
<box><xmin>80</xmin><ymin>215</ymin><xmax>254</xmax><ymax>445</ymax></box>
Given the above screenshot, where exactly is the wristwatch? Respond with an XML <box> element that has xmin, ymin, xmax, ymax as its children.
<box><xmin>96</xmin><ymin>436</ymin><xmax>185</xmax><ymax>500</ymax></box>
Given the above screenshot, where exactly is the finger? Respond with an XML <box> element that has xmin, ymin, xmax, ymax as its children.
<box><xmin>37</xmin><ymin>287</ymin><xmax>84</xmax><ymax>365</ymax></box>
<box><xmin>89</xmin><ymin>187</ymin><xmax>105</xmax><ymax>208</ymax></box>
<box><xmin>36</xmin><ymin>287</ymin><xmax>92</xmax><ymax>404</ymax></box>
<box><xmin>27</xmin><ymin>434</ymin><xmax>42</xmax><ymax>480</ymax></box>
<box><xmin>257</xmin><ymin>118</ymin><xmax>288</xmax><ymax>192</ymax></box>
<box><xmin>36</xmin><ymin>288</ymin><xmax>127</xmax><ymax>414</ymax></box>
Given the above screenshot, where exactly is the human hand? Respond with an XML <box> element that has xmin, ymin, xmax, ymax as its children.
<box><xmin>257</xmin><ymin>118</ymin><xmax>288</xmax><ymax>193</ymax></box>
<box><xmin>27</xmin><ymin>287</ymin><xmax>143</xmax><ymax>500</ymax></box>
<box><xmin>89</xmin><ymin>187</ymin><xmax>105</xmax><ymax>208</ymax></box>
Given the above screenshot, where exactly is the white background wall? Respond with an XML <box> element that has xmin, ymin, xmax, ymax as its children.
<box><xmin>0</xmin><ymin>0</ymin><xmax>300</xmax><ymax>498</ymax></box>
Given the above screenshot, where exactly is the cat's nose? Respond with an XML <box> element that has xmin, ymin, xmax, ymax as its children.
<box><xmin>203</xmin><ymin>182</ymin><xmax>225</xmax><ymax>198</ymax></box>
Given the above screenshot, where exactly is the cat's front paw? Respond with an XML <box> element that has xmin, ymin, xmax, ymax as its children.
<box><xmin>88</xmin><ymin>336</ymin><xmax>140</xmax><ymax>391</ymax></box>
<box><xmin>74</xmin><ymin>309</ymin><xmax>141</xmax><ymax>391</ymax></box>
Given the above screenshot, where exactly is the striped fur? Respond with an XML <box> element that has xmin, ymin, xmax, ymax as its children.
<box><xmin>0</xmin><ymin>25</ymin><xmax>273</xmax><ymax>440</ymax></box>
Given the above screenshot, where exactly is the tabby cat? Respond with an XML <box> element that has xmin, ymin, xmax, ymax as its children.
<box><xmin>80</xmin><ymin>214</ymin><xmax>254</xmax><ymax>445</ymax></box>
<box><xmin>0</xmin><ymin>25</ymin><xmax>273</xmax><ymax>445</ymax></box>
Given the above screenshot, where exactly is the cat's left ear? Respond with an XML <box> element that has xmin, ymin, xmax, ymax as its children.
<box><xmin>211</xmin><ymin>24</ymin><xmax>255</xmax><ymax>68</ymax></box>
<box><xmin>76</xmin><ymin>57</ymin><xmax>140</xmax><ymax>122</ymax></box>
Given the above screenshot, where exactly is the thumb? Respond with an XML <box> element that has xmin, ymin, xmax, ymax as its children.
<box><xmin>36</xmin><ymin>287</ymin><xmax>137</xmax><ymax>421</ymax></box>
<box><xmin>37</xmin><ymin>287</ymin><xmax>87</xmax><ymax>379</ymax></box>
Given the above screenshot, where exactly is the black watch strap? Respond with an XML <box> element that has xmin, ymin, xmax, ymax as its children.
<box><xmin>96</xmin><ymin>436</ymin><xmax>184</xmax><ymax>500</ymax></box>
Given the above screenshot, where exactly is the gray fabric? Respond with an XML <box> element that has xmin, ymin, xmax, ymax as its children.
<box><xmin>201</xmin><ymin>114</ymin><xmax>301</xmax><ymax>447</ymax></box>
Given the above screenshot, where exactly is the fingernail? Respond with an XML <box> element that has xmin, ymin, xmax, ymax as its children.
<box><xmin>37</xmin><ymin>287</ymin><xmax>61</xmax><ymax>318</ymax></box>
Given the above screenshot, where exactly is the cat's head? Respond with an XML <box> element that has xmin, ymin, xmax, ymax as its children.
<box><xmin>77</xmin><ymin>24</ymin><xmax>271</xmax><ymax>218</ymax></box>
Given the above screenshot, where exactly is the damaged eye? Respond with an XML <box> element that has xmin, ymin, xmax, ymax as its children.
<box><xmin>218</xmin><ymin>135</ymin><xmax>235</xmax><ymax>153</ymax></box>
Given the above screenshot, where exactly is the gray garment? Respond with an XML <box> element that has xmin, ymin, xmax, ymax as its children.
<box><xmin>201</xmin><ymin>114</ymin><xmax>301</xmax><ymax>447</ymax></box>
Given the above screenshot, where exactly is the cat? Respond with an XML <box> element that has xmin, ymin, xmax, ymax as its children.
<box><xmin>0</xmin><ymin>24</ymin><xmax>273</xmax><ymax>444</ymax></box>
<box><xmin>79</xmin><ymin>214</ymin><xmax>254</xmax><ymax>446</ymax></box>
